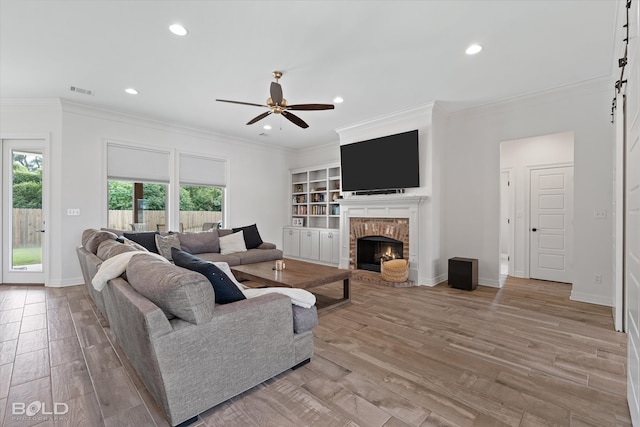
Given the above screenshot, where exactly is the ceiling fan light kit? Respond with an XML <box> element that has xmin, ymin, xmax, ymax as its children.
<box><xmin>216</xmin><ymin>71</ymin><xmax>334</xmax><ymax>129</ymax></box>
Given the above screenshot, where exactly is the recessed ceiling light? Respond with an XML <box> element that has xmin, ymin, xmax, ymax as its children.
<box><xmin>263</xmin><ymin>124</ymin><xmax>272</xmax><ymax>130</ymax></box>
<box><xmin>124</xmin><ymin>88</ymin><xmax>139</xmax><ymax>95</ymax></box>
<box><xmin>169</xmin><ymin>24</ymin><xmax>188</xmax><ymax>36</ymax></box>
<box><xmin>333</xmin><ymin>96</ymin><xmax>344</xmax><ymax>104</ymax></box>
<box><xmin>465</xmin><ymin>44</ymin><xmax>483</xmax><ymax>55</ymax></box>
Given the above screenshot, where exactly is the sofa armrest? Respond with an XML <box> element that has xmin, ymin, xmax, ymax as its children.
<box><xmin>257</xmin><ymin>242</ymin><xmax>276</xmax><ymax>250</ymax></box>
<box><xmin>151</xmin><ymin>293</ymin><xmax>296</xmax><ymax>424</ymax></box>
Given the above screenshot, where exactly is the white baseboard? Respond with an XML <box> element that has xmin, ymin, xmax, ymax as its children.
<box><xmin>478</xmin><ymin>277</ymin><xmax>502</xmax><ymax>288</ymax></box>
<box><xmin>416</xmin><ymin>274</ymin><xmax>447</xmax><ymax>287</ymax></box>
<box><xmin>47</xmin><ymin>276</ymin><xmax>84</xmax><ymax>287</ymax></box>
<box><xmin>570</xmin><ymin>290</ymin><xmax>613</xmax><ymax>307</ymax></box>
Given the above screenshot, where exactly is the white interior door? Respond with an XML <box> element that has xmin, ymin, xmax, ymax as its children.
<box><xmin>2</xmin><ymin>139</ymin><xmax>47</xmax><ymax>285</ymax></box>
<box><xmin>626</xmin><ymin>62</ymin><xmax>640</xmax><ymax>425</ymax></box>
<box><xmin>529</xmin><ymin>166</ymin><xmax>574</xmax><ymax>283</ymax></box>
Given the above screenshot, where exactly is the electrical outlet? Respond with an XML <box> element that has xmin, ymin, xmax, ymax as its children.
<box><xmin>67</xmin><ymin>209</ymin><xmax>80</xmax><ymax>216</ymax></box>
<box><xmin>595</xmin><ymin>274</ymin><xmax>602</xmax><ymax>284</ymax></box>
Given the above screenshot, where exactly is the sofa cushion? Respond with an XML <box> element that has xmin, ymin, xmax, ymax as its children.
<box><xmin>292</xmin><ymin>305</ymin><xmax>318</xmax><ymax>333</ymax></box>
<box><xmin>96</xmin><ymin>239</ymin><xmax>140</xmax><ymax>260</ymax></box>
<box><xmin>235</xmin><ymin>248</ymin><xmax>283</xmax><ymax>264</ymax></box>
<box><xmin>177</xmin><ymin>231</ymin><xmax>219</xmax><ymax>254</ymax></box>
<box><xmin>155</xmin><ymin>234</ymin><xmax>181</xmax><ymax>260</ymax></box>
<box><xmin>219</xmin><ymin>230</ymin><xmax>247</xmax><ymax>255</ymax></box>
<box><xmin>83</xmin><ymin>229</ymin><xmax>118</xmax><ymax>254</ymax></box>
<box><xmin>232</xmin><ymin>224</ymin><xmax>263</xmax><ymax>249</ymax></box>
<box><xmin>192</xmin><ymin>252</ymin><xmax>242</xmax><ymax>266</ymax></box>
<box><xmin>218</xmin><ymin>229</ymin><xmax>233</xmax><ymax>237</ymax></box>
<box><xmin>172</xmin><ymin>248</ymin><xmax>246</xmax><ymax>304</ymax></box>
<box><xmin>126</xmin><ymin>253</ymin><xmax>216</xmax><ymax>324</ymax></box>
<box><xmin>123</xmin><ymin>231</ymin><xmax>160</xmax><ymax>254</ymax></box>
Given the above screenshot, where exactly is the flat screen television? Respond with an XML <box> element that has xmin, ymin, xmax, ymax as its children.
<box><xmin>340</xmin><ymin>129</ymin><xmax>420</xmax><ymax>192</ymax></box>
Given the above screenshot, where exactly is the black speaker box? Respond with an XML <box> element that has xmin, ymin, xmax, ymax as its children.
<box><xmin>448</xmin><ymin>257</ymin><xmax>478</xmax><ymax>291</ymax></box>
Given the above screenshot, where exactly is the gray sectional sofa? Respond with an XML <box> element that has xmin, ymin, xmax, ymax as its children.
<box><xmin>76</xmin><ymin>228</ymin><xmax>316</xmax><ymax>426</ymax></box>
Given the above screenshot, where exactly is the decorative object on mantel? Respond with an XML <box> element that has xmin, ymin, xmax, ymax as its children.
<box><xmin>216</xmin><ymin>71</ymin><xmax>334</xmax><ymax>129</ymax></box>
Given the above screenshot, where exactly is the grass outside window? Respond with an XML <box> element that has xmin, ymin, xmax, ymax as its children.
<box><xmin>13</xmin><ymin>247</ymin><xmax>42</xmax><ymax>266</ymax></box>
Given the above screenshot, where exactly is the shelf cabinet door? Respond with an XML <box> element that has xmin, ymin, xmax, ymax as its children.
<box><xmin>283</xmin><ymin>228</ymin><xmax>300</xmax><ymax>257</ymax></box>
<box><xmin>300</xmin><ymin>230</ymin><xmax>320</xmax><ymax>260</ymax></box>
<box><xmin>320</xmin><ymin>230</ymin><xmax>340</xmax><ymax>264</ymax></box>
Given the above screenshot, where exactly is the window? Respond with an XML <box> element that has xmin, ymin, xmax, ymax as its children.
<box><xmin>106</xmin><ymin>143</ymin><xmax>171</xmax><ymax>232</ymax></box>
<box><xmin>107</xmin><ymin>181</ymin><xmax>167</xmax><ymax>231</ymax></box>
<box><xmin>105</xmin><ymin>143</ymin><xmax>227</xmax><ymax>232</ymax></box>
<box><xmin>179</xmin><ymin>185</ymin><xmax>224</xmax><ymax>232</ymax></box>
<box><xmin>178</xmin><ymin>153</ymin><xmax>227</xmax><ymax>232</ymax></box>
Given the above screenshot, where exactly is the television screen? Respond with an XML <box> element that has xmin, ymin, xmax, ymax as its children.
<box><xmin>340</xmin><ymin>130</ymin><xmax>420</xmax><ymax>192</ymax></box>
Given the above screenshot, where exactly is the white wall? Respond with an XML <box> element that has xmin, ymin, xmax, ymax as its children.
<box><xmin>444</xmin><ymin>78</ymin><xmax>614</xmax><ymax>305</ymax></box>
<box><xmin>1</xmin><ymin>99</ymin><xmax>290</xmax><ymax>286</ymax></box>
<box><xmin>500</xmin><ymin>131</ymin><xmax>574</xmax><ymax>278</ymax></box>
<box><xmin>288</xmin><ymin>141</ymin><xmax>340</xmax><ymax>171</ymax></box>
<box><xmin>1</xmin><ymin>99</ymin><xmax>63</xmax><ymax>284</ymax></box>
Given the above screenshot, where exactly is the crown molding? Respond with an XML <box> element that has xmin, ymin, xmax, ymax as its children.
<box><xmin>1</xmin><ymin>98</ymin><xmax>62</xmax><ymax>108</ymax></box>
<box><xmin>57</xmin><ymin>98</ymin><xmax>292</xmax><ymax>154</ymax></box>
<box><xmin>335</xmin><ymin>102</ymin><xmax>435</xmax><ymax>145</ymax></box>
<box><xmin>448</xmin><ymin>75</ymin><xmax>612</xmax><ymax>120</ymax></box>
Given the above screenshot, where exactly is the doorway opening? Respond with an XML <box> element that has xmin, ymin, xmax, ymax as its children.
<box><xmin>499</xmin><ymin>132</ymin><xmax>574</xmax><ymax>284</ymax></box>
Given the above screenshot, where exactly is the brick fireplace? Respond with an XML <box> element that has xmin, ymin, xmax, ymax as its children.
<box><xmin>337</xmin><ymin>195</ymin><xmax>426</xmax><ymax>282</ymax></box>
<box><xmin>349</xmin><ymin>217</ymin><xmax>410</xmax><ymax>271</ymax></box>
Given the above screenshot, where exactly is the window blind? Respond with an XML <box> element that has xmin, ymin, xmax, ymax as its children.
<box><xmin>107</xmin><ymin>144</ymin><xmax>170</xmax><ymax>183</ymax></box>
<box><xmin>179</xmin><ymin>153</ymin><xmax>226</xmax><ymax>187</ymax></box>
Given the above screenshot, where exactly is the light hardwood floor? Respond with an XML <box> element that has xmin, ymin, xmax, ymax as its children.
<box><xmin>0</xmin><ymin>276</ymin><xmax>630</xmax><ymax>426</ymax></box>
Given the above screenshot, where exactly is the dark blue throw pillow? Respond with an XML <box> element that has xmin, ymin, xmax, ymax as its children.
<box><xmin>171</xmin><ymin>248</ymin><xmax>246</xmax><ymax>304</ymax></box>
<box><xmin>122</xmin><ymin>231</ymin><xmax>160</xmax><ymax>254</ymax></box>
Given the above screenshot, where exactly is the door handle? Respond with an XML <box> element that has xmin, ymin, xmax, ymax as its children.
<box><xmin>531</xmin><ymin>228</ymin><xmax>537</xmax><ymax>232</ymax></box>
<box><xmin>38</xmin><ymin>229</ymin><xmax>45</xmax><ymax>233</ymax></box>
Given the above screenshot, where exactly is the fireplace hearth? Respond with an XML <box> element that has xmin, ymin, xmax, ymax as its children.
<box><xmin>357</xmin><ymin>235</ymin><xmax>403</xmax><ymax>272</ymax></box>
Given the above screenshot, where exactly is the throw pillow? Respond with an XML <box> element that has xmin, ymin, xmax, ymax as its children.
<box><xmin>171</xmin><ymin>248</ymin><xmax>246</xmax><ymax>304</ymax></box>
<box><xmin>211</xmin><ymin>262</ymin><xmax>247</xmax><ymax>292</ymax></box>
<box><xmin>155</xmin><ymin>234</ymin><xmax>181</xmax><ymax>261</ymax></box>
<box><xmin>219</xmin><ymin>230</ymin><xmax>247</xmax><ymax>255</ymax></box>
<box><xmin>127</xmin><ymin>253</ymin><xmax>216</xmax><ymax>324</ymax></box>
<box><xmin>232</xmin><ymin>224</ymin><xmax>264</xmax><ymax>249</ymax></box>
<box><xmin>117</xmin><ymin>236</ymin><xmax>150</xmax><ymax>252</ymax></box>
<box><xmin>83</xmin><ymin>230</ymin><xmax>118</xmax><ymax>254</ymax></box>
<box><xmin>176</xmin><ymin>231</ymin><xmax>220</xmax><ymax>254</ymax></box>
<box><xmin>123</xmin><ymin>231</ymin><xmax>160</xmax><ymax>254</ymax></box>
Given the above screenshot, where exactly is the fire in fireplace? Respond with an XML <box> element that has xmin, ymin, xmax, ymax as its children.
<box><xmin>357</xmin><ymin>236</ymin><xmax>403</xmax><ymax>272</ymax></box>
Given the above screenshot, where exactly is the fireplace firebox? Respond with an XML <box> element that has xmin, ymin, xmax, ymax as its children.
<box><xmin>357</xmin><ymin>236</ymin><xmax>404</xmax><ymax>272</ymax></box>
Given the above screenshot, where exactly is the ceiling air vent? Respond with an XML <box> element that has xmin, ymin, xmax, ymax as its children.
<box><xmin>69</xmin><ymin>85</ymin><xmax>94</xmax><ymax>96</ymax></box>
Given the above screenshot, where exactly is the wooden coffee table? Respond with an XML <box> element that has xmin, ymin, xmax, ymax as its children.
<box><xmin>231</xmin><ymin>258</ymin><xmax>351</xmax><ymax>312</ymax></box>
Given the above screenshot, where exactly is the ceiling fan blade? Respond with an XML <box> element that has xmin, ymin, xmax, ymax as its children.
<box><xmin>270</xmin><ymin>82</ymin><xmax>283</xmax><ymax>105</ymax></box>
<box><xmin>286</xmin><ymin>104</ymin><xmax>335</xmax><ymax>111</ymax></box>
<box><xmin>282</xmin><ymin>111</ymin><xmax>309</xmax><ymax>129</ymax></box>
<box><xmin>246</xmin><ymin>111</ymin><xmax>272</xmax><ymax>125</ymax></box>
<box><xmin>216</xmin><ymin>99</ymin><xmax>268</xmax><ymax>108</ymax></box>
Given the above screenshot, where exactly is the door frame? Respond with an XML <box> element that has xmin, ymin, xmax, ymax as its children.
<box><xmin>1</xmin><ymin>134</ymin><xmax>51</xmax><ymax>285</ymax></box>
<box><xmin>524</xmin><ymin>162</ymin><xmax>574</xmax><ymax>280</ymax></box>
<box><xmin>499</xmin><ymin>168</ymin><xmax>515</xmax><ymax>282</ymax></box>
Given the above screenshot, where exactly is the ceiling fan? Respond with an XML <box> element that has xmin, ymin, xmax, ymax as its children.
<box><xmin>215</xmin><ymin>71</ymin><xmax>334</xmax><ymax>129</ymax></box>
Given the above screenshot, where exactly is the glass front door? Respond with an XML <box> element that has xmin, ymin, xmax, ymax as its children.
<box><xmin>2</xmin><ymin>140</ymin><xmax>46</xmax><ymax>284</ymax></box>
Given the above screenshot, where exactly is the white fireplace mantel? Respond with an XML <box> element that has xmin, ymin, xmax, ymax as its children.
<box><xmin>337</xmin><ymin>195</ymin><xmax>427</xmax><ymax>280</ymax></box>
